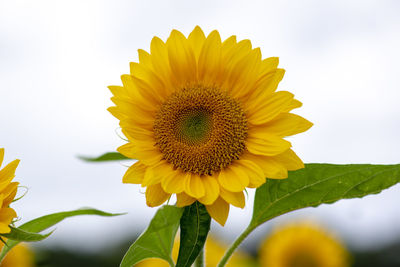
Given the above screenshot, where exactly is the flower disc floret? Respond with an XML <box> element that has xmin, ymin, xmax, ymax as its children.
<box><xmin>154</xmin><ymin>85</ymin><xmax>247</xmax><ymax>176</ymax></box>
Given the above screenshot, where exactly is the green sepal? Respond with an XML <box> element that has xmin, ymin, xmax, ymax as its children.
<box><xmin>176</xmin><ymin>201</ymin><xmax>211</xmax><ymax>267</ymax></box>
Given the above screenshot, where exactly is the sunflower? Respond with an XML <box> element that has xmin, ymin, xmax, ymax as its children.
<box><xmin>204</xmin><ymin>236</ymin><xmax>252</xmax><ymax>267</ymax></box>
<box><xmin>0</xmin><ymin>149</ymin><xmax>19</xmax><ymax>233</ymax></box>
<box><xmin>0</xmin><ymin>243</ymin><xmax>35</xmax><ymax>267</ymax></box>
<box><xmin>109</xmin><ymin>26</ymin><xmax>312</xmax><ymax>225</ymax></box>
<box><xmin>259</xmin><ymin>221</ymin><xmax>350</xmax><ymax>267</ymax></box>
<box><xmin>136</xmin><ymin>235</ymin><xmax>252</xmax><ymax>267</ymax></box>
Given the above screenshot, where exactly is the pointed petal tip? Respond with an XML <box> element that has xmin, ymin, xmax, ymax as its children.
<box><xmin>207</xmin><ymin>30</ymin><xmax>221</xmax><ymax>41</ymax></box>
<box><xmin>168</xmin><ymin>29</ymin><xmax>186</xmax><ymax>40</ymax></box>
<box><xmin>151</xmin><ymin>35</ymin><xmax>165</xmax><ymax>46</ymax></box>
<box><xmin>193</xmin><ymin>25</ymin><xmax>203</xmax><ymax>32</ymax></box>
<box><xmin>266</xmin><ymin>56</ymin><xmax>279</xmax><ymax>64</ymax></box>
<box><xmin>205</xmin><ymin>198</ymin><xmax>229</xmax><ymax>226</ymax></box>
<box><xmin>189</xmin><ymin>25</ymin><xmax>206</xmax><ymax>40</ymax></box>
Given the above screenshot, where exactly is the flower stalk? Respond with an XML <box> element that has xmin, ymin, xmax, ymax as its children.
<box><xmin>217</xmin><ymin>225</ymin><xmax>255</xmax><ymax>267</ymax></box>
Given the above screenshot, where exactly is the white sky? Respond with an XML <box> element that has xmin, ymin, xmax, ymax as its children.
<box><xmin>0</xmin><ymin>0</ymin><xmax>399</xmax><ymax>252</ymax></box>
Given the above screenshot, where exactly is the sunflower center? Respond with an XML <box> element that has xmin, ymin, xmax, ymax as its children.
<box><xmin>176</xmin><ymin>109</ymin><xmax>212</xmax><ymax>145</ymax></box>
<box><xmin>154</xmin><ymin>85</ymin><xmax>247</xmax><ymax>175</ymax></box>
<box><xmin>288</xmin><ymin>252</ymin><xmax>319</xmax><ymax>267</ymax></box>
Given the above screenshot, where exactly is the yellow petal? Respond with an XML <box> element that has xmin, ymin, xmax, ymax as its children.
<box><xmin>117</xmin><ymin>143</ymin><xmax>136</xmax><ymax>159</ymax></box>
<box><xmin>249</xmin><ymin>57</ymin><xmax>279</xmax><ymax>99</ymax></box>
<box><xmin>184</xmin><ymin>173</ymin><xmax>205</xmax><ymax>198</ymax></box>
<box><xmin>110</xmin><ymin>96</ymin><xmax>155</xmax><ymax>125</ymax></box>
<box><xmin>167</xmin><ymin>30</ymin><xmax>197</xmax><ymax>86</ymax></box>
<box><xmin>198</xmin><ymin>175</ymin><xmax>220</xmax><ymax>205</ymax></box>
<box><xmin>145</xmin><ymin>183</ymin><xmax>170</xmax><ymax>207</ymax></box>
<box><xmin>205</xmin><ymin>197</ymin><xmax>229</xmax><ymax>226</ymax></box>
<box><xmin>108</xmin><ymin>86</ymin><xmax>131</xmax><ymax>102</ymax></box>
<box><xmin>176</xmin><ymin>192</ymin><xmax>196</xmax><ymax>207</ymax></box>
<box><xmin>282</xmin><ymin>98</ymin><xmax>303</xmax><ymax>112</ymax></box>
<box><xmin>220</xmin><ymin>35</ymin><xmax>237</xmax><ymax>62</ymax></box>
<box><xmin>237</xmin><ymin>39</ymin><xmax>252</xmax><ymax>49</ymax></box>
<box><xmin>273</xmin><ymin>149</ymin><xmax>305</xmax><ymax>171</ymax></box>
<box><xmin>120</xmin><ymin>75</ymin><xmax>155</xmax><ymax>111</ymax></box>
<box><xmin>246</xmin><ymin>133</ymin><xmax>291</xmax><ymax>156</ymax></box>
<box><xmin>198</xmin><ymin>30</ymin><xmax>222</xmax><ymax>85</ymax></box>
<box><xmin>241</xmin><ymin>152</ymin><xmax>288</xmax><ymax>179</ymax></box>
<box><xmin>218</xmin><ymin>38</ymin><xmax>255</xmax><ymax>94</ymax></box>
<box><xmin>259</xmin><ymin>113</ymin><xmax>313</xmax><ymax>137</ymax></box>
<box><xmin>219</xmin><ymin>188</ymin><xmax>245</xmax><ymax>208</ymax></box>
<box><xmin>247</xmin><ymin>91</ymin><xmax>294</xmax><ymax>125</ymax></box>
<box><xmin>150</xmin><ymin>36</ymin><xmax>175</xmax><ymax>93</ymax></box>
<box><xmin>120</xmin><ymin>117</ymin><xmax>154</xmax><ymax>132</ymax></box>
<box><xmin>0</xmin><ymin>207</ymin><xmax>17</xmax><ymax>230</ymax></box>
<box><xmin>130</xmin><ymin>61</ymin><xmax>168</xmax><ymax>102</ymax></box>
<box><xmin>218</xmin><ymin>165</ymin><xmax>249</xmax><ymax>192</ymax></box>
<box><xmin>130</xmin><ymin>74</ymin><xmax>164</xmax><ymax>106</ymax></box>
<box><xmin>0</xmin><ymin>160</ymin><xmax>19</xmax><ymax>191</ymax></box>
<box><xmin>128</xmin><ymin>143</ymin><xmax>163</xmax><ymax>166</ymax></box>
<box><xmin>0</xmin><ymin>223</ymin><xmax>10</xmax><ymax>234</ymax></box>
<box><xmin>259</xmin><ymin>57</ymin><xmax>279</xmax><ymax>77</ymax></box>
<box><xmin>229</xmin><ymin>48</ymin><xmax>261</xmax><ymax>100</ymax></box>
<box><xmin>236</xmin><ymin>160</ymin><xmax>266</xmax><ymax>188</ymax></box>
<box><xmin>227</xmin><ymin>39</ymin><xmax>252</xmax><ymax>64</ymax></box>
<box><xmin>219</xmin><ymin>40</ymin><xmax>253</xmax><ymax>87</ymax></box>
<box><xmin>222</xmin><ymin>35</ymin><xmax>237</xmax><ymax>49</ymax></box>
<box><xmin>107</xmin><ymin>106</ymin><xmax>126</xmax><ymax>121</ymax></box>
<box><xmin>264</xmin><ymin>68</ymin><xmax>285</xmax><ymax>93</ymax></box>
<box><xmin>188</xmin><ymin>26</ymin><xmax>206</xmax><ymax>61</ymax></box>
<box><xmin>1</xmin><ymin>182</ymin><xmax>18</xmax><ymax>208</ymax></box>
<box><xmin>137</xmin><ymin>49</ymin><xmax>152</xmax><ymax>68</ymax></box>
<box><xmin>123</xmin><ymin>162</ymin><xmax>147</xmax><ymax>184</ymax></box>
<box><xmin>123</xmin><ymin>126</ymin><xmax>154</xmax><ymax>143</ymax></box>
<box><xmin>252</xmin><ymin>68</ymin><xmax>285</xmax><ymax>100</ymax></box>
<box><xmin>161</xmin><ymin>171</ymin><xmax>185</xmax><ymax>194</ymax></box>
<box><xmin>142</xmin><ymin>161</ymin><xmax>173</xmax><ymax>186</ymax></box>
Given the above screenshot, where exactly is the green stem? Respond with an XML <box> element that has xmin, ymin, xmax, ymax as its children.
<box><xmin>217</xmin><ymin>225</ymin><xmax>255</xmax><ymax>267</ymax></box>
<box><xmin>194</xmin><ymin>248</ymin><xmax>205</xmax><ymax>267</ymax></box>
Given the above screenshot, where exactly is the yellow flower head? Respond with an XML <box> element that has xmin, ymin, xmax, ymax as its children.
<box><xmin>0</xmin><ymin>243</ymin><xmax>35</xmax><ymax>267</ymax></box>
<box><xmin>259</xmin><ymin>221</ymin><xmax>350</xmax><ymax>267</ymax></box>
<box><xmin>136</xmin><ymin>235</ymin><xmax>251</xmax><ymax>267</ymax></box>
<box><xmin>109</xmin><ymin>26</ymin><xmax>312</xmax><ymax>225</ymax></box>
<box><xmin>0</xmin><ymin>148</ymin><xmax>19</xmax><ymax>233</ymax></box>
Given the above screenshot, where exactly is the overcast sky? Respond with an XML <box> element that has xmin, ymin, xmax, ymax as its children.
<box><xmin>0</xmin><ymin>0</ymin><xmax>399</xmax><ymax>252</ymax></box>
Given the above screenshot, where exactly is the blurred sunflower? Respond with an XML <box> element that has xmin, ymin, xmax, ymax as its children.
<box><xmin>0</xmin><ymin>148</ymin><xmax>19</xmax><ymax>233</ymax></box>
<box><xmin>109</xmin><ymin>26</ymin><xmax>312</xmax><ymax>225</ymax></box>
<box><xmin>136</xmin><ymin>235</ymin><xmax>252</xmax><ymax>267</ymax></box>
<box><xmin>259</xmin><ymin>221</ymin><xmax>350</xmax><ymax>267</ymax></box>
<box><xmin>0</xmin><ymin>243</ymin><xmax>35</xmax><ymax>267</ymax></box>
<box><xmin>204</xmin><ymin>236</ymin><xmax>252</xmax><ymax>267</ymax></box>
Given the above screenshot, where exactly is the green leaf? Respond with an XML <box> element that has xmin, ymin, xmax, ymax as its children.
<box><xmin>176</xmin><ymin>201</ymin><xmax>211</xmax><ymax>267</ymax></box>
<box><xmin>0</xmin><ymin>208</ymin><xmax>122</xmax><ymax>262</ymax></box>
<box><xmin>120</xmin><ymin>205</ymin><xmax>183</xmax><ymax>267</ymax></box>
<box><xmin>1</xmin><ymin>227</ymin><xmax>52</xmax><ymax>242</ymax></box>
<box><xmin>78</xmin><ymin>152</ymin><xmax>130</xmax><ymax>162</ymax></box>
<box><xmin>251</xmin><ymin>163</ymin><xmax>400</xmax><ymax>227</ymax></box>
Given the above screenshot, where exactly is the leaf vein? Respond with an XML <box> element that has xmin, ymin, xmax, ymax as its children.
<box><xmin>254</xmin><ymin>165</ymin><xmax>399</xmax><ymax>224</ymax></box>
